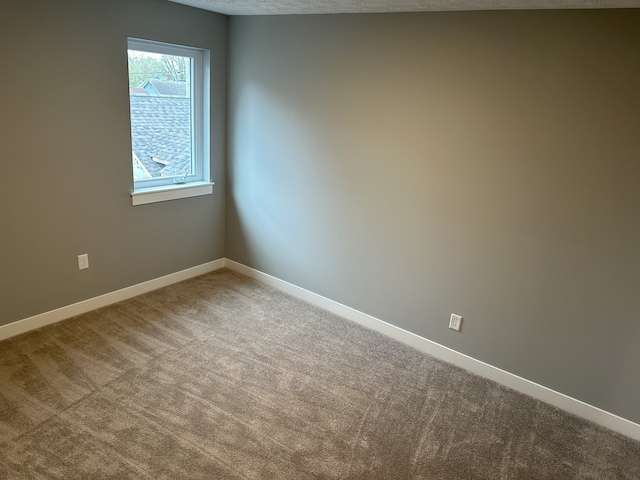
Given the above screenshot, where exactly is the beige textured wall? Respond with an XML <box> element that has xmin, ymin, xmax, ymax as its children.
<box><xmin>227</xmin><ymin>10</ymin><xmax>640</xmax><ymax>422</ymax></box>
<box><xmin>0</xmin><ymin>0</ymin><xmax>227</xmax><ymax>325</ymax></box>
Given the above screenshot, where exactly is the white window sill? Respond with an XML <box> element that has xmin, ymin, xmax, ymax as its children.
<box><xmin>131</xmin><ymin>182</ymin><xmax>214</xmax><ymax>206</ymax></box>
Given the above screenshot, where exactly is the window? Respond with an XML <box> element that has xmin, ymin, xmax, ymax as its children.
<box><xmin>127</xmin><ymin>38</ymin><xmax>212</xmax><ymax>205</ymax></box>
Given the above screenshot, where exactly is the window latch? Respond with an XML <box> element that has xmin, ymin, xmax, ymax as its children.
<box><xmin>173</xmin><ymin>171</ymin><xmax>188</xmax><ymax>184</ymax></box>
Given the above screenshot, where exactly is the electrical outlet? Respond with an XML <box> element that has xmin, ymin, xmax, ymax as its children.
<box><xmin>449</xmin><ymin>313</ymin><xmax>462</xmax><ymax>332</ymax></box>
<box><xmin>78</xmin><ymin>254</ymin><xmax>89</xmax><ymax>270</ymax></box>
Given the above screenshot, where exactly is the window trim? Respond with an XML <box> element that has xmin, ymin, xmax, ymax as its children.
<box><xmin>131</xmin><ymin>181</ymin><xmax>214</xmax><ymax>206</ymax></box>
<box><xmin>127</xmin><ymin>37</ymin><xmax>211</xmax><ymax>205</ymax></box>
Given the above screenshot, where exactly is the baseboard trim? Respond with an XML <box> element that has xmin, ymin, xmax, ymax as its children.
<box><xmin>223</xmin><ymin>258</ymin><xmax>640</xmax><ymax>442</ymax></box>
<box><xmin>0</xmin><ymin>258</ymin><xmax>226</xmax><ymax>342</ymax></box>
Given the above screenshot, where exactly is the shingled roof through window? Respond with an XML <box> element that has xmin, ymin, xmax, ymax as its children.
<box><xmin>129</xmin><ymin>94</ymin><xmax>192</xmax><ymax>179</ymax></box>
<box><xmin>142</xmin><ymin>79</ymin><xmax>187</xmax><ymax>97</ymax></box>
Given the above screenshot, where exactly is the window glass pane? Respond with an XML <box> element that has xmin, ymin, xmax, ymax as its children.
<box><xmin>128</xmin><ymin>49</ymin><xmax>194</xmax><ymax>181</ymax></box>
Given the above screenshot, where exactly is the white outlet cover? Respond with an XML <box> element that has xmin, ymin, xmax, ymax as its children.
<box><xmin>449</xmin><ymin>313</ymin><xmax>462</xmax><ymax>331</ymax></box>
<box><xmin>78</xmin><ymin>254</ymin><xmax>89</xmax><ymax>270</ymax></box>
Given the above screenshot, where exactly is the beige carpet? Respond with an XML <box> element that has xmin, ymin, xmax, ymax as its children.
<box><xmin>0</xmin><ymin>269</ymin><xmax>638</xmax><ymax>479</ymax></box>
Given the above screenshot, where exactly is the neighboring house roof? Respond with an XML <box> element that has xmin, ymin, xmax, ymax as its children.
<box><xmin>129</xmin><ymin>87</ymin><xmax>148</xmax><ymax>95</ymax></box>
<box><xmin>132</xmin><ymin>150</ymin><xmax>152</xmax><ymax>179</ymax></box>
<box><xmin>129</xmin><ymin>94</ymin><xmax>192</xmax><ymax>179</ymax></box>
<box><xmin>142</xmin><ymin>79</ymin><xmax>187</xmax><ymax>97</ymax></box>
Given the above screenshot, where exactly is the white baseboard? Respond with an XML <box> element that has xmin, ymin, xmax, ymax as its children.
<box><xmin>0</xmin><ymin>259</ymin><xmax>226</xmax><ymax>343</ymax></box>
<box><xmin>223</xmin><ymin>258</ymin><xmax>640</xmax><ymax>442</ymax></box>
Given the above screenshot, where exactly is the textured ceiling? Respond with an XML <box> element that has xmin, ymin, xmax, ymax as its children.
<box><xmin>168</xmin><ymin>0</ymin><xmax>640</xmax><ymax>16</ymax></box>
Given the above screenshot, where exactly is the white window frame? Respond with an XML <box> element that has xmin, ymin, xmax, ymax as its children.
<box><xmin>127</xmin><ymin>38</ymin><xmax>212</xmax><ymax>206</ymax></box>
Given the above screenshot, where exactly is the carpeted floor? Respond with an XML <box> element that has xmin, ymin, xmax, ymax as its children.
<box><xmin>0</xmin><ymin>269</ymin><xmax>638</xmax><ymax>479</ymax></box>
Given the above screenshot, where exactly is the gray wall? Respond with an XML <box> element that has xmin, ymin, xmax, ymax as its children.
<box><xmin>227</xmin><ymin>11</ymin><xmax>640</xmax><ymax>423</ymax></box>
<box><xmin>0</xmin><ymin>0</ymin><xmax>227</xmax><ymax>325</ymax></box>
